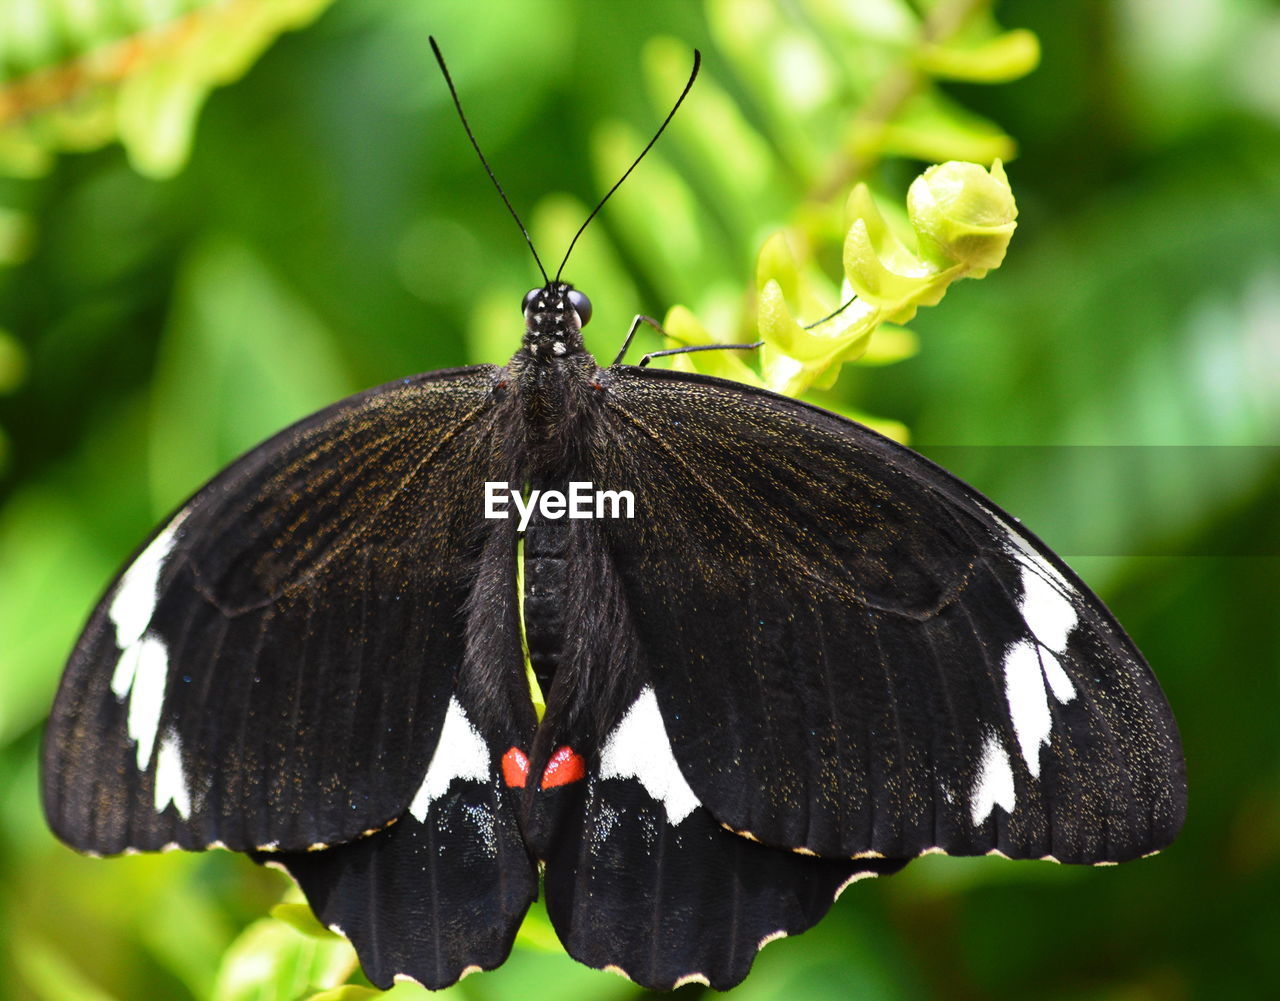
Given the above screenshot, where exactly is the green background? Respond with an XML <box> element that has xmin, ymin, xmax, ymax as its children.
<box><xmin>2</xmin><ymin>1</ymin><xmax>1278</xmax><ymax>999</ymax></box>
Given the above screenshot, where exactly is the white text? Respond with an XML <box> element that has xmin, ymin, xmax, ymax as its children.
<box><xmin>484</xmin><ymin>481</ymin><xmax>635</xmax><ymax>530</ymax></box>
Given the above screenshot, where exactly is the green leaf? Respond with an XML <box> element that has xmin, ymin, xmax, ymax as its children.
<box><xmin>842</xmin><ymin>218</ymin><xmax>929</xmax><ymax>307</ymax></box>
<box><xmin>662</xmin><ymin>304</ymin><xmax>762</xmax><ymax>385</ymax></box>
<box><xmin>858</xmin><ymin>323</ymin><xmax>918</xmax><ymax>365</ymax></box>
<box><xmin>270</xmin><ymin>903</ymin><xmax>341</xmax><ymax>942</ymax></box>
<box><xmin>139</xmin><ymin>879</ymin><xmax>240</xmax><ymax>999</ymax></box>
<box><xmin>756</xmin><ymin>231</ymin><xmax>802</xmax><ymax>298</ymax></box>
<box><xmin>211</xmin><ymin>915</ymin><xmax>359</xmax><ymax>1001</ymax></box>
<box><xmin>866</xmin><ymin>89</ymin><xmax>1017</xmax><ymax>166</ymax></box>
<box><xmin>511</xmin><ymin>897</ymin><xmax>565</xmax><ymax>955</ymax></box>
<box><xmin>843</xmin><ymin>184</ymin><xmax>921</xmax><ymax>280</ymax></box>
<box><xmin>916</xmin><ymin>28</ymin><xmax>1040</xmax><ymax>83</ymax></box>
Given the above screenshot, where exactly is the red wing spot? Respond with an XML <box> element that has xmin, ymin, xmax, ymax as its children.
<box><xmin>501</xmin><ymin>747</ymin><xmax>530</xmax><ymax>788</ymax></box>
<box><xmin>540</xmin><ymin>746</ymin><xmax>586</xmax><ymax>789</ymax></box>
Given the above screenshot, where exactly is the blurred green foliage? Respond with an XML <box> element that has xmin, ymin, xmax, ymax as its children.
<box><xmin>0</xmin><ymin>0</ymin><xmax>335</xmax><ymax>177</ymax></box>
<box><xmin>1</xmin><ymin>0</ymin><xmax>1278</xmax><ymax>999</ymax></box>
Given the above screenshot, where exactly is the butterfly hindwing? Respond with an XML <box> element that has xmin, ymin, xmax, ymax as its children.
<box><xmin>41</xmin><ymin>367</ymin><xmax>528</xmax><ymax>855</ymax></box>
<box><xmin>590</xmin><ymin>366</ymin><xmax>1185</xmax><ymax>864</ymax></box>
<box><xmin>538</xmin><ymin>683</ymin><xmax>907</xmax><ymax>991</ymax></box>
<box><xmin>259</xmin><ymin>705</ymin><xmax>538</xmax><ymax>989</ymax></box>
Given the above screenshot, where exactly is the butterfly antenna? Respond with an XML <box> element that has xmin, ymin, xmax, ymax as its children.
<box><xmin>554</xmin><ymin>49</ymin><xmax>701</xmax><ymax>282</ymax></box>
<box><xmin>430</xmin><ymin>37</ymin><xmax>550</xmax><ymax>287</ymax></box>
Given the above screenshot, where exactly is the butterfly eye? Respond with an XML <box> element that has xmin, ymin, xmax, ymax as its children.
<box><xmin>567</xmin><ymin>289</ymin><xmax>592</xmax><ymax>326</ymax></box>
<box><xmin>522</xmin><ymin>289</ymin><xmax>540</xmax><ymax>314</ymax></box>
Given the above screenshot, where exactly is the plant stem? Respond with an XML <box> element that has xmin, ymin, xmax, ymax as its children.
<box><xmin>813</xmin><ymin>0</ymin><xmax>988</xmax><ymax>200</ymax></box>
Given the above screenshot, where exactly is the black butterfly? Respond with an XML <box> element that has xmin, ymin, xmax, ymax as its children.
<box><xmin>42</xmin><ymin>41</ymin><xmax>1185</xmax><ymax>993</ymax></box>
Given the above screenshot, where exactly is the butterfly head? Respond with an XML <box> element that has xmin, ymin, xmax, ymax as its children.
<box><xmin>522</xmin><ymin>282</ymin><xmax>592</xmax><ymax>360</ymax></box>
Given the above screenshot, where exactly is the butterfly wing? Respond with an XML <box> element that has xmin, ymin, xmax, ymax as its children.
<box><xmin>535</xmin><ymin>678</ymin><xmax>905</xmax><ymax>991</ymax></box>
<box><xmin>257</xmin><ymin>517</ymin><xmax>540</xmax><ymax>990</ymax></box>
<box><xmin>523</xmin><ymin>518</ymin><xmax>903</xmax><ymax>990</ymax></box>
<box><xmin>265</xmin><ymin>784</ymin><xmax>537</xmax><ymax>990</ymax></box>
<box><xmin>42</xmin><ymin>366</ymin><xmax>537</xmax><ymax>856</ymax></box>
<box><xmin>587</xmin><ymin>366</ymin><xmax>1185</xmax><ymax>865</ymax></box>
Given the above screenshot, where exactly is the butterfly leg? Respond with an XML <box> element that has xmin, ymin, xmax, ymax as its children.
<box><xmin>610</xmin><ymin>314</ymin><xmax>667</xmax><ymax>365</ymax></box>
<box><xmin>637</xmin><ymin>341</ymin><xmax>763</xmax><ymax>367</ymax></box>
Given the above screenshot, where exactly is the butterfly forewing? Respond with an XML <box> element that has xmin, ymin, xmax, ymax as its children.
<box><xmin>591</xmin><ymin>367</ymin><xmax>1186</xmax><ymax>864</ymax></box>
<box><xmin>41</xmin><ymin>367</ymin><xmax>527</xmax><ymax>854</ymax></box>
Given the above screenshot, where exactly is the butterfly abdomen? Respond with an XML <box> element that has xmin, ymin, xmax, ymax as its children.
<box><xmin>523</xmin><ymin>502</ymin><xmax>570</xmax><ymax>695</ymax></box>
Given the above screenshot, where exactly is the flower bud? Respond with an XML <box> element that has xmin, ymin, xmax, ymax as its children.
<box><xmin>907</xmin><ymin>160</ymin><xmax>1017</xmax><ymax>273</ymax></box>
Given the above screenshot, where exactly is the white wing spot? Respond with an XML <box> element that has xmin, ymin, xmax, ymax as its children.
<box><xmin>153</xmin><ymin>730</ymin><xmax>192</xmax><ymax>818</ymax></box>
<box><xmin>126</xmin><ymin>634</ymin><xmax>170</xmax><ymax>769</ymax></box>
<box><xmin>107</xmin><ymin>510</ymin><xmax>190</xmax><ymax>773</ymax></box>
<box><xmin>1003</xmin><ymin>639</ymin><xmax>1052</xmax><ymax>778</ymax></box>
<box><xmin>600</xmin><ymin>687</ymin><xmax>701</xmax><ymax>825</ymax></box>
<box><xmin>108</xmin><ymin>510</ymin><xmax>188</xmax><ymax>649</ymax></box>
<box><xmin>1018</xmin><ymin>562</ymin><xmax>1078</xmax><ymax>658</ymax></box>
<box><xmin>987</xmin><ymin>503</ymin><xmax>1079</xmax><ymax>671</ymax></box>
<box><xmin>409</xmin><ymin>696</ymin><xmax>488</xmax><ymax>822</ymax></box>
<box><xmin>970</xmin><ymin>733</ymin><xmax>1016</xmax><ymax>825</ymax></box>
<box><xmin>110</xmin><ymin>639</ymin><xmax>142</xmax><ymax>701</ymax></box>
<box><xmin>996</xmin><ymin>525</ymin><xmax>1083</xmax><ymax>777</ymax></box>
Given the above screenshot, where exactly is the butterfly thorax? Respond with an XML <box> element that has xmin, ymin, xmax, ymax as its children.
<box><xmin>505</xmin><ymin>281</ymin><xmax>601</xmax><ymax>472</ymax></box>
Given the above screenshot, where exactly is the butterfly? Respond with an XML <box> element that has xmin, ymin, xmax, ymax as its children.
<box><xmin>41</xmin><ymin>40</ymin><xmax>1186</xmax><ymax>993</ymax></box>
